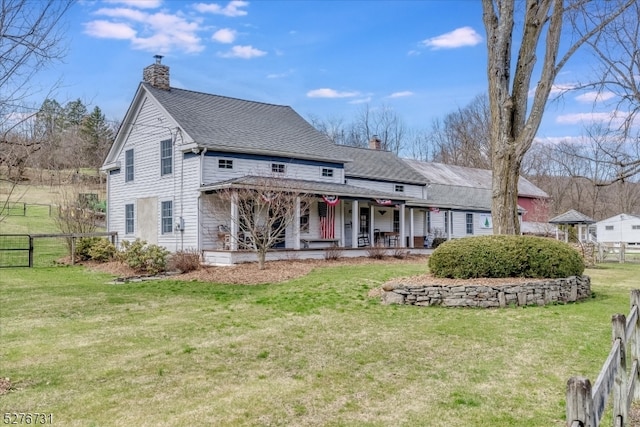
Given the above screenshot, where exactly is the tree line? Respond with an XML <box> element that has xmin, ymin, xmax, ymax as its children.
<box><xmin>310</xmin><ymin>91</ymin><xmax>640</xmax><ymax>222</ymax></box>
<box><xmin>1</xmin><ymin>98</ymin><xmax>117</xmax><ymax>182</ymax></box>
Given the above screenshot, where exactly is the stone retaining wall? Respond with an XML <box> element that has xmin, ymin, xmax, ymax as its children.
<box><xmin>381</xmin><ymin>276</ymin><xmax>591</xmax><ymax>308</ymax></box>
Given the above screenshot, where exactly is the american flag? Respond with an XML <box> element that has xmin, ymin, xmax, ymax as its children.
<box><xmin>318</xmin><ymin>201</ymin><xmax>335</xmax><ymax>239</ymax></box>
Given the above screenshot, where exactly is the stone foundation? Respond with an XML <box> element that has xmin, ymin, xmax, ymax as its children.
<box><xmin>381</xmin><ymin>276</ymin><xmax>591</xmax><ymax>308</ymax></box>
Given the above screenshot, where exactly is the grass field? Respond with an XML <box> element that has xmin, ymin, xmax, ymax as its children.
<box><xmin>1</xmin><ymin>261</ymin><xmax>639</xmax><ymax>426</ymax></box>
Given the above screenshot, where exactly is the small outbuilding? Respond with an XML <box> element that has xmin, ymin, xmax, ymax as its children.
<box><xmin>549</xmin><ymin>209</ymin><xmax>596</xmax><ymax>243</ymax></box>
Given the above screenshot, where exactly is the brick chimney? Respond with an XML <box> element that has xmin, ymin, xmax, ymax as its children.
<box><xmin>143</xmin><ymin>55</ymin><xmax>170</xmax><ymax>90</ymax></box>
<box><xmin>369</xmin><ymin>135</ymin><xmax>382</xmax><ymax>150</ymax></box>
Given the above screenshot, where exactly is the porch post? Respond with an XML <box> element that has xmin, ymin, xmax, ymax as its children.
<box><xmin>409</xmin><ymin>208</ymin><xmax>415</xmax><ymax>248</ymax></box>
<box><xmin>293</xmin><ymin>197</ymin><xmax>301</xmax><ymax>250</ymax></box>
<box><xmin>399</xmin><ymin>203</ymin><xmax>406</xmax><ymax>247</ymax></box>
<box><xmin>352</xmin><ymin>200</ymin><xmax>359</xmax><ymax>249</ymax></box>
<box><xmin>230</xmin><ymin>191</ymin><xmax>239</xmax><ymax>251</ymax></box>
<box><xmin>340</xmin><ymin>200</ymin><xmax>345</xmax><ymax>247</ymax></box>
<box><xmin>369</xmin><ymin>204</ymin><xmax>375</xmax><ymax>245</ymax></box>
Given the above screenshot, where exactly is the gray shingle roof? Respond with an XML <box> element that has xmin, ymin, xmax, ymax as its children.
<box><xmin>144</xmin><ymin>83</ymin><xmax>350</xmax><ymax>163</ymax></box>
<box><xmin>336</xmin><ymin>146</ymin><xmax>428</xmax><ymax>185</ymax></box>
<box><xmin>403</xmin><ymin>159</ymin><xmax>548</xmax><ymax>198</ymax></box>
<box><xmin>200</xmin><ymin>176</ymin><xmax>406</xmax><ymax>200</ymax></box>
<box><xmin>549</xmin><ymin>209</ymin><xmax>596</xmax><ymax>224</ymax></box>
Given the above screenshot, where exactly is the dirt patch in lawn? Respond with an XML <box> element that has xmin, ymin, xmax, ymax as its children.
<box><xmin>85</xmin><ymin>255</ymin><xmax>428</xmax><ymax>285</ymax></box>
<box><xmin>0</xmin><ymin>378</ymin><xmax>12</xmax><ymax>395</ymax></box>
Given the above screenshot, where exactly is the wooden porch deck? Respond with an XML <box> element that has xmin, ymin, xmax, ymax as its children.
<box><xmin>202</xmin><ymin>247</ymin><xmax>434</xmax><ymax>266</ymax></box>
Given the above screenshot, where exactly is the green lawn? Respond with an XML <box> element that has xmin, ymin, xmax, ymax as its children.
<box><xmin>1</xmin><ymin>262</ymin><xmax>639</xmax><ymax>426</ymax></box>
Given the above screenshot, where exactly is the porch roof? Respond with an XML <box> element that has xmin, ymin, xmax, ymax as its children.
<box><xmin>200</xmin><ymin>176</ymin><xmax>406</xmax><ymax>202</ymax></box>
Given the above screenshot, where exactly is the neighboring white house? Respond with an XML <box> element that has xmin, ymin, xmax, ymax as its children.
<box><xmin>595</xmin><ymin>213</ymin><xmax>640</xmax><ymax>247</ymax></box>
<box><xmin>100</xmin><ymin>58</ymin><xmax>549</xmax><ymax>265</ymax></box>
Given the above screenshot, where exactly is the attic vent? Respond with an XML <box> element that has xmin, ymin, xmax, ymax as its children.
<box><xmin>143</xmin><ymin>55</ymin><xmax>170</xmax><ymax>90</ymax></box>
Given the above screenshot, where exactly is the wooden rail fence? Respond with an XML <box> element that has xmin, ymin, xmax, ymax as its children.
<box><xmin>566</xmin><ymin>290</ymin><xmax>640</xmax><ymax>427</ymax></box>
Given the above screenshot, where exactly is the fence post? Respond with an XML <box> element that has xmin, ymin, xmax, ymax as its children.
<box><xmin>71</xmin><ymin>235</ymin><xmax>76</xmax><ymax>265</ymax></box>
<box><xmin>632</xmin><ymin>290</ymin><xmax>640</xmax><ymax>401</ymax></box>
<box><xmin>566</xmin><ymin>377</ymin><xmax>593</xmax><ymax>427</ymax></box>
<box><xmin>28</xmin><ymin>235</ymin><xmax>33</xmax><ymax>268</ymax></box>
<box><xmin>612</xmin><ymin>314</ymin><xmax>628</xmax><ymax>424</ymax></box>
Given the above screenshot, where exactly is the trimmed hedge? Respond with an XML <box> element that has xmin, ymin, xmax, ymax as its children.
<box><xmin>428</xmin><ymin>235</ymin><xmax>585</xmax><ymax>279</ymax></box>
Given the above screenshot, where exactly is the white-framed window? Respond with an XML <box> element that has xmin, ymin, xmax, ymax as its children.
<box><xmin>272</xmin><ymin>163</ymin><xmax>285</xmax><ymax>174</ymax></box>
<box><xmin>393</xmin><ymin>210</ymin><xmax>400</xmax><ymax>233</ymax></box>
<box><xmin>160</xmin><ymin>139</ymin><xmax>172</xmax><ymax>176</ymax></box>
<box><xmin>218</xmin><ymin>159</ymin><xmax>233</xmax><ymax>169</ymax></box>
<box><xmin>606</xmin><ymin>225</ymin><xmax>614</xmax><ymax>231</ymax></box>
<box><xmin>300</xmin><ymin>204</ymin><xmax>309</xmax><ymax>233</ymax></box>
<box><xmin>322</xmin><ymin>168</ymin><xmax>334</xmax><ymax>177</ymax></box>
<box><xmin>394</xmin><ymin>184</ymin><xmax>404</xmax><ymax>193</ymax></box>
<box><xmin>445</xmin><ymin>211</ymin><xmax>450</xmax><ymax>233</ymax></box>
<box><xmin>632</xmin><ymin>225</ymin><xmax>640</xmax><ymax>230</ymax></box>
<box><xmin>125</xmin><ymin>204</ymin><xmax>134</xmax><ymax>234</ymax></box>
<box><xmin>161</xmin><ymin>201</ymin><xmax>173</xmax><ymax>234</ymax></box>
<box><xmin>466</xmin><ymin>213</ymin><xmax>473</xmax><ymax>235</ymax></box>
<box><xmin>125</xmin><ymin>149</ymin><xmax>134</xmax><ymax>182</ymax></box>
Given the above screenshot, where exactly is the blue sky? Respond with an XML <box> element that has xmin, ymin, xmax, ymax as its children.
<box><xmin>29</xmin><ymin>0</ymin><xmax>622</xmax><ymax>147</ymax></box>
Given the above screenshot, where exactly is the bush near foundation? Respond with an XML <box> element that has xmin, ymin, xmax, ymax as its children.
<box><xmin>428</xmin><ymin>235</ymin><xmax>585</xmax><ymax>279</ymax></box>
<box><xmin>116</xmin><ymin>239</ymin><xmax>169</xmax><ymax>275</ymax></box>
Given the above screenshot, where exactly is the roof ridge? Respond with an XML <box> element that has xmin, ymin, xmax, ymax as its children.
<box><xmin>142</xmin><ymin>82</ymin><xmax>291</xmax><ymax>109</ymax></box>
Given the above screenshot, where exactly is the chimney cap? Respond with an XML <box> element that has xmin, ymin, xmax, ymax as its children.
<box><xmin>153</xmin><ymin>54</ymin><xmax>163</xmax><ymax>64</ymax></box>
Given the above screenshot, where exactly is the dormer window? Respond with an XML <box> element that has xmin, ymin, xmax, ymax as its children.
<box><xmin>219</xmin><ymin>159</ymin><xmax>233</xmax><ymax>169</ymax></box>
<box><xmin>272</xmin><ymin>163</ymin><xmax>285</xmax><ymax>174</ymax></box>
<box><xmin>322</xmin><ymin>168</ymin><xmax>334</xmax><ymax>177</ymax></box>
<box><xmin>394</xmin><ymin>184</ymin><xmax>404</xmax><ymax>193</ymax></box>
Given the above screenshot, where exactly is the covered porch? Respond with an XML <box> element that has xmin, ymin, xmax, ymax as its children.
<box><xmin>198</xmin><ymin>177</ymin><xmax>436</xmax><ymax>265</ymax></box>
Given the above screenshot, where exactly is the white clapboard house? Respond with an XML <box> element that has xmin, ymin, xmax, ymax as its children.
<box><xmin>595</xmin><ymin>213</ymin><xmax>640</xmax><ymax>247</ymax></box>
<box><xmin>101</xmin><ymin>58</ymin><xmax>549</xmax><ymax>265</ymax></box>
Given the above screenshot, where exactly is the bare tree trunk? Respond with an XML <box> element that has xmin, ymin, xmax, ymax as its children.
<box><xmin>257</xmin><ymin>250</ymin><xmax>266</xmax><ymax>270</ymax></box>
<box><xmin>492</xmin><ymin>149</ymin><xmax>521</xmax><ymax>234</ymax></box>
<box><xmin>482</xmin><ymin>0</ymin><xmax>633</xmax><ymax>234</ymax></box>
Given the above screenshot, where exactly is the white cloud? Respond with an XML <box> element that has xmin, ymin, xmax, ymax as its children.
<box><xmin>103</xmin><ymin>0</ymin><xmax>162</xmax><ymax>8</ymax></box>
<box><xmin>528</xmin><ymin>83</ymin><xmax>576</xmax><ymax>98</ymax></box>
<box><xmin>349</xmin><ymin>97</ymin><xmax>372</xmax><ymax>104</ymax></box>
<box><xmin>556</xmin><ymin>111</ymin><xmax>626</xmax><ymax>125</ymax></box>
<box><xmin>422</xmin><ymin>26</ymin><xmax>482</xmax><ymax>50</ymax></box>
<box><xmin>212</xmin><ymin>28</ymin><xmax>236</xmax><ymax>43</ymax></box>
<box><xmin>218</xmin><ymin>45</ymin><xmax>266</xmax><ymax>58</ymax></box>
<box><xmin>534</xmin><ymin>135</ymin><xmax>585</xmax><ymax>145</ymax></box>
<box><xmin>306</xmin><ymin>88</ymin><xmax>360</xmax><ymax>98</ymax></box>
<box><xmin>94</xmin><ymin>7</ymin><xmax>147</xmax><ymax>20</ymax></box>
<box><xmin>83</xmin><ymin>20</ymin><xmax>137</xmax><ymax>39</ymax></box>
<box><xmin>194</xmin><ymin>1</ymin><xmax>249</xmax><ymax>17</ymax></box>
<box><xmin>85</xmin><ymin>7</ymin><xmax>204</xmax><ymax>53</ymax></box>
<box><xmin>267</xmin><ymin>69</ymin><xmax>294</xmax><ymax>79</ymax></box>
<box><xmin>388</xmin><ymin>91</ymin><xmax>413</xmax><ymax>98</ymax></box>
<box><xmin>575</xmin><ymin>91</ymin><xmax>616</xmax><ymax>103</ymax></box>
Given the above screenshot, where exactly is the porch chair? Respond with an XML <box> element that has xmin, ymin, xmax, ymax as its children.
<box><xmin>357</xmin><ymin>234</ymin><xmax>370</xmax><ymax>247</ymax></box>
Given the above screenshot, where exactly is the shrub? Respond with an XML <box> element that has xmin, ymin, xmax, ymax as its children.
<box><xmin>392</xmin><ymin>248</ymin><xmax>409</xmax><ymax>259</ymax></box>
<box><xmin>169</xmin><ymin>249</ymin><xmax>201</xmax><ymax>273</ymax></box>
<box><xmin>87</xmin><ymin>238</ymin><xmax>116</xmax><ymax>262</ymax></box>
<box><xmin>428</xmin><ymin>235</ymin><xmax>585</xmax><ymax>279</ymax></box>
<box><xmin>75</xmin><ymin>237</ymin><xmax>101</xmax><ymax>261</ymax></box>
<box><xmin>324</xmin><ymin>245</ymin><xmax>342</xmax><ymax>261</ymax></box>
<box><xmin>366</xmin><ymin>244</ymin><xmax>387</xmax><ymax>260</ymax></box>
<box><xmin>117</xmin><ymin>239</ymin><xmax>169</xmax><ymax>275</ymax></box>
<box><xmin>431</xmin><ymin>237</ymin><xmax>447</xmax><ymax>249</ymax></box>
